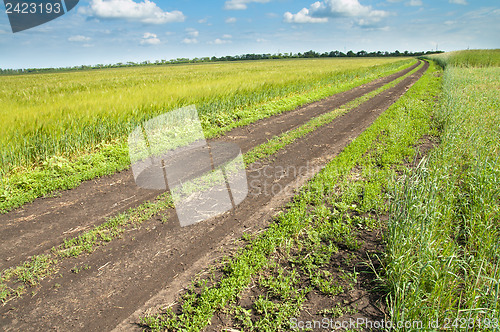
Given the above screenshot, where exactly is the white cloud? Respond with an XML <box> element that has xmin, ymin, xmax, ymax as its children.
<box><xmin>68</xmin><ymin>35</ymin><xmax>92</xmax><ymax>42</ymax></box>
<box><xmin>408</xmin><ymin>0</ymin><xmax>422</xmax><ymax>6</ymax></box>
<box><xmin>186</xmin><ymin>28</ymin><xmax>199</xmax><ymax>37</ymax></box>
<box><xmin>225</xmin><ymin>17</ymin><xmax>237</xmax><ymax>23</ymax></box>
<box><xmin>256</xmin><ymin>38</ymin><xmax>269</xmax><ymax>42</ymax></box>
<box><xmin>284</xmin><ymin>0</ymin><xmax>390</xmax><ymax>27</ymax></box>
<box><xmin>182</xmin><ymin>38</ymin><xmax>198</xmax><ymax>44</ymax></box>
<box><xmin>284</xmin><ymin>8</ymin><xmax>328</xmax><ymax>23</ymax></box>
<box><xmin>198</xmin><ymin>18</ymin><xmax>208</xmax><ymax>24</ymax></box>
<box><xmin>80</xmin><ymin>0</ymin><xmax>185</xmax><ymax>24</ymax></box>
<box><xmin>224</xmin><ymin>0</ymin><xmax>270</xmax><ymax>10</ymax></box>
<box><xmin>140</xmin><ymin>32</ymin><xmax>161</xmax><ymax>45</ymax></box>
<box><xmin>222</xmin><ymin>34</ymin><xmax>232</xmax><ymax>38</ymax></box>
<box><xmin>209</xmin><ymin>38</ymin><xmax>232</xmax><ymax>44</ymax></box>
<box><xmin>449</xmin><ymin>0</ymin><xmax>467</xmax><ymax>5</ymax></box>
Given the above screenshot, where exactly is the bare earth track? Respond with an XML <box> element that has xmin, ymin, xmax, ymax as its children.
<box><xmin>0</xmin><ymin>60</ymin><xmax>428</xmax><ymax>331</ymax></box>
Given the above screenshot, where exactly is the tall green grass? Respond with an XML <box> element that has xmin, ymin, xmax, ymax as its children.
<box><xmin>425</xmin><ymin>49</ymin><xmax>500</xmax><ymax>68</ymax></box>
<box><xmin>386</xmin><ymin>51</ymin><xmax>500</xmax><ymax>328</ymax></box>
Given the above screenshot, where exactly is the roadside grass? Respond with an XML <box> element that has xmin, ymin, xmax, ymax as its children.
<box><xmin>0</xmin><ymin>59</ymin><xmax>415</xmax><ymax>213</ymax></box>
<box><xmin>140</xmin><ymin>61</ymin><xmax>441</xmax><ymax>331</ymax></box>
<box><xmin>0</xmin><ymin>62</ymin><xmax>418</xmax><ymax>304</ymax></box>
<box><xmin>385</xmin><ymin>51</ymin><xmax>500</xmax><ymax>328</ymax></box>
<box><xmin>0</xmin><ymin>254</ymin><xmax>57</xmax><ymax>303</ymax></box>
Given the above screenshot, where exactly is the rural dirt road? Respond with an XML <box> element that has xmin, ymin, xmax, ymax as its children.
<box><xmin>0</xmin><ymin>60</ymin><xmax>427</xmax><ymax>331</ymax></box>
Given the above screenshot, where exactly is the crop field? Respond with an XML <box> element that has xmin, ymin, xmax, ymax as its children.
<box><xmin>0</xmin><ymin>57</ymin><xmax>404</xmax><ymax>171</ymax></box>
<box><xmin>0</xmin><ymin>50</ymin><xmax>498</xmax><ymax>331</ymax></box>
<box><xmin>0</xmin><ymin>57</ymin><xmax>412</xmax><ymax>212</ymax></box>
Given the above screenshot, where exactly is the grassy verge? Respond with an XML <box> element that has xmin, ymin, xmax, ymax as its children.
<box><xmin>140</xmin><ymin>61</ymin><xmax>441</xmax><ymax>331</ymax></box>
<box><xmin>0</xmin><ymin>59</ymin><xmax>416</xmax><ymax>214</ymax></box>
<box><xmin>385</xmin><ymin>51</ymin><xmax>500</xmax><ymax>328</ymax></box>
<box><xmin>0</xmin><ymin>61</ymin><xmax>420</xmax><ymax>304</ymax></box>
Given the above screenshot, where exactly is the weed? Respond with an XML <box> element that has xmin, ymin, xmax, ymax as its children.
<box><xmin>318</xmin><ymin>304</ymin><xmax>358</xmax><ymax>318</ymax></box>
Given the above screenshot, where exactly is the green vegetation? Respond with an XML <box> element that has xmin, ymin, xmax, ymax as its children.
<box><xmin>386</xmin><ymin>50</ymin><xmax>500</xmax><ymax>328</ymax></box>
<box><xmin>140</xmin><ymin>61</ymin><xmax>441</xmax><ymax>331</ymax></box>
<box><xmin>0</xmin><ymin>58</ymin><xmax>415</xmax><ymax>213</ymax></box>
<box><xmin>425</xmin><ymin>49</ymin><xmax>500</xmax><ymax>68</ymax></box>
<box><xmin>0</xmin><ymin>254</ymin><xmax>57</xmax><ymax>303</ymax></box>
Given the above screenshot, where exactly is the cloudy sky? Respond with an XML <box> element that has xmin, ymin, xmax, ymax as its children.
<box><xmin>0</xmin><ymin>0</ymin><xmax>498</xmax><ymax>69</ymax></box>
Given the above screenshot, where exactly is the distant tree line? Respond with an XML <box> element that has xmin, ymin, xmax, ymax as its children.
<box><xmin>0</xmin><ymin>49</ymin><xmax>444</xmax><ymax>75</ymax></box>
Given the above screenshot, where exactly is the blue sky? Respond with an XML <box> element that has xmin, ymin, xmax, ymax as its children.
<box><xmin>0</xmin><ymin>0</ymin><xmax>498</xmax><ymax>69</ymax></box>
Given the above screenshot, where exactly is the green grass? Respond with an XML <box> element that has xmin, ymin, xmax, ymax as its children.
<box><xmin>385</xmin><ymin>51</ymin><xmax>500</xmax><ymax>328</ymax></box>
<box><xmin>424</xmin><ymin>49</ymin><xmax>500</xmax><ymax>68</ymax></box>
<box><xmin>140</xmin><ymin>61</ymin><xmax>441</xmax><ymax>332</ymax></box>
<box><xmin>0</xmin><ymin>58</ymin><xmax>415</xmax><ymax>213</ymax></box>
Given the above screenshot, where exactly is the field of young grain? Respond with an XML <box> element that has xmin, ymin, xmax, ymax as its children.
<box><xmin>0</xmin><ymin>58</ymin><xmax>406</xmax><ymax>172</ymax></box>
<box><xmin>0</xmin><ymin>60</ymin><xmax>422</xmax><ymax>305</ymax></box>
<box><xmin>0</xmin><ymin>58</ymin><xmax>413</xmax><ymax>212</ymax></box>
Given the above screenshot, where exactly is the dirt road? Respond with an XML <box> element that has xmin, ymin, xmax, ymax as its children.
<box><xmin>0</xmin><ymin>60</ymin><xmax>427</xmax><ymax>331</ymax></box>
